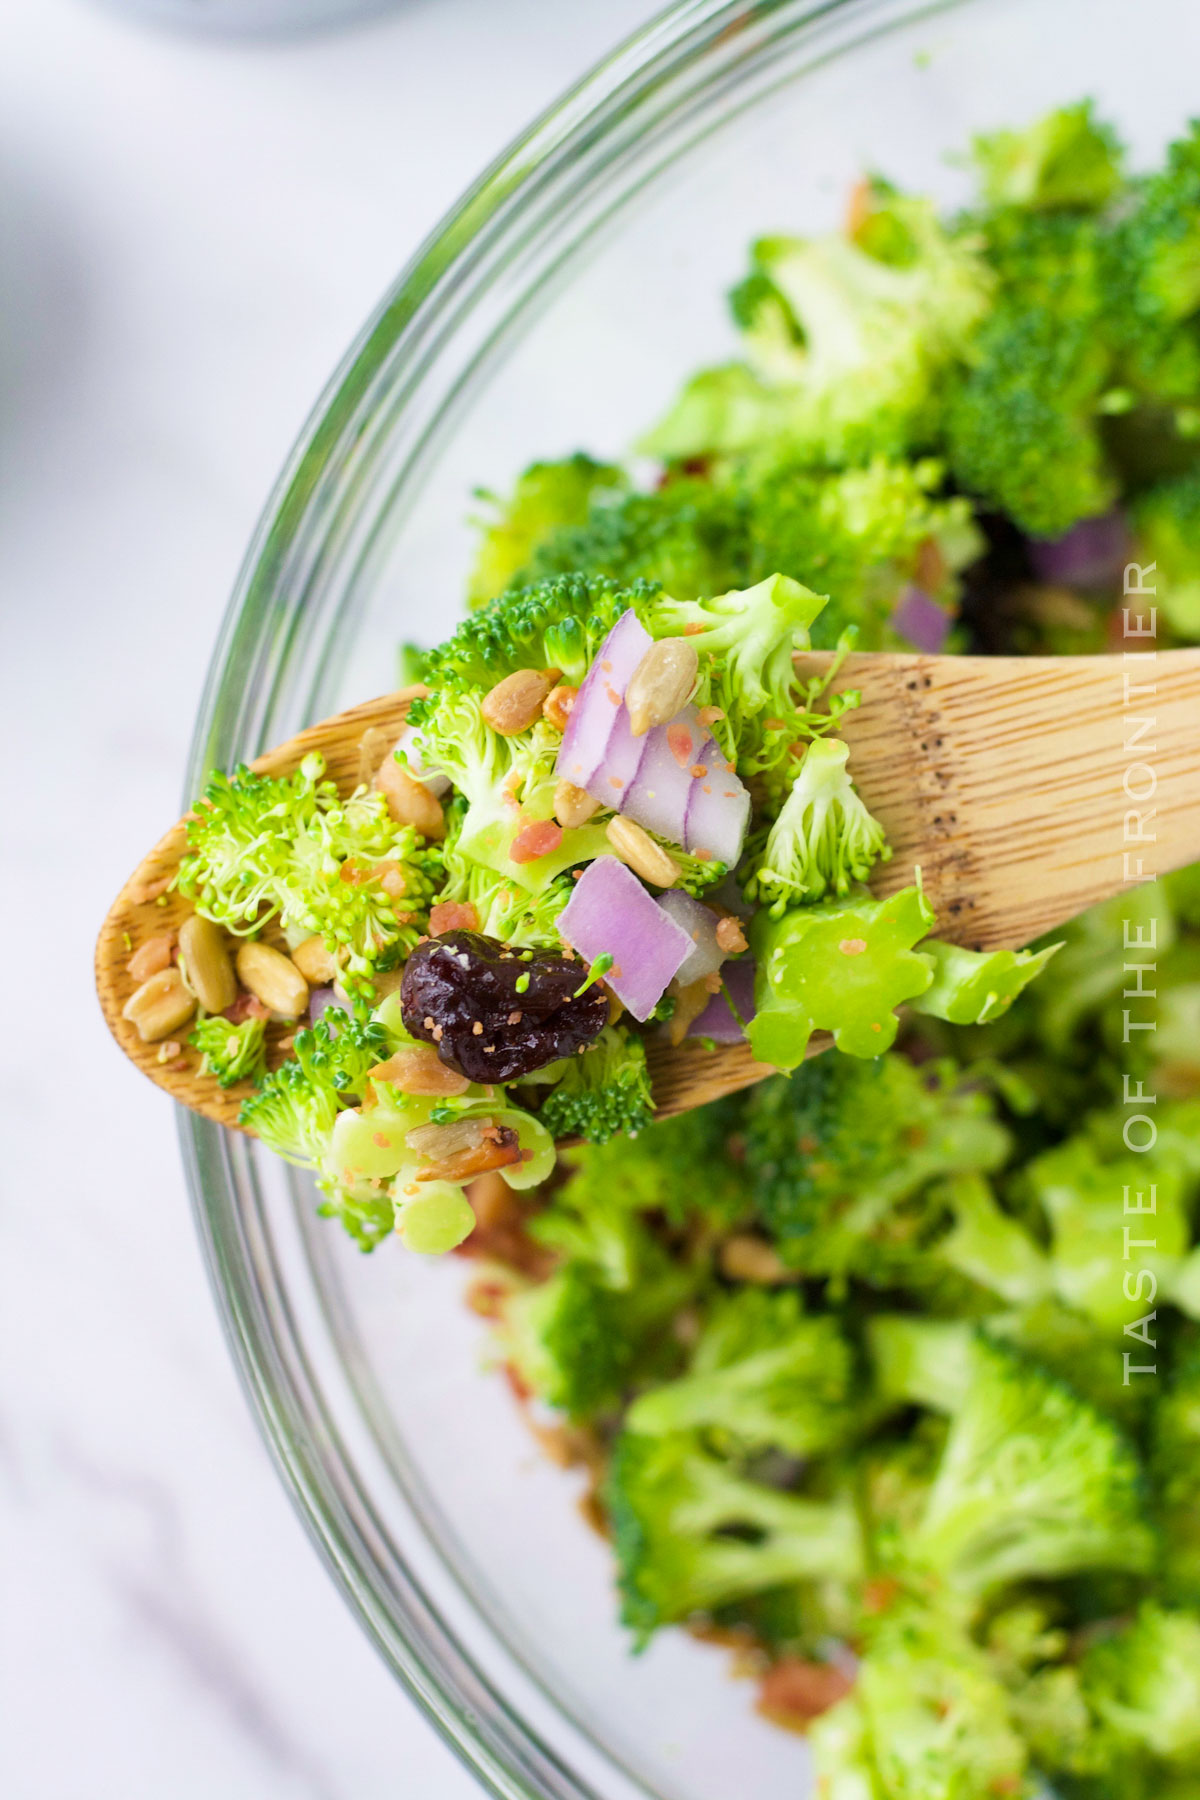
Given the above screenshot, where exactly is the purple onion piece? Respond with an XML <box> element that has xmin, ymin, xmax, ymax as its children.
<box><xmin>556</xmin><ymin>609</ymin><xmax>651</xmax><ymax>792</ymax></box>
<box><xmin>619</xmin><ymin>706</ymin><xmax>703</xmax><ymax>846</ymax></box>
<box><xmin>308</xmin><ymin>985</ymin><xmax>339</xmax><ymax>1028</ymax></box>
<box><xmin>687</xmin><ymin>958</ymin><xmax>757</xmax><ymax>1043</ymax></box>
<box><xmin>683</xmin><ymin>734</ymin><xmax>751</xmax><ymax>867</ymax></box>
<box><xmin>657</xmin><ymin>888</ymin><xmax>723</xmax><ymax>986</ymax></box>
<box><xmin>558</xmin><ymin>855</ymin><xmax>693</xmax><ymax>1022</ymax></box>
<box><xmin>892</xmin><ymin>585</ymin><xmax>951</xmax><ymax>654</ymax></box>
<box><xmin>1028</xmin><ymin>509</ymin><xmax>1129</xmax><ymax>589</ymax></box>
<box><xmin>587</xmin><ymin>700</ymin><xmax>646</xmax><ymax>808</ymax></box>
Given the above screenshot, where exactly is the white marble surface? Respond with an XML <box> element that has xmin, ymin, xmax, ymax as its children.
<box><xmin>0</xmin><ymin>2</ymin><xmax>655</xmax><ymax>1793</ymax></box>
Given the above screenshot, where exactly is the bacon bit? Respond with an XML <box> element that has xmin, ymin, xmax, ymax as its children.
<box><xmin>510</xmin><ymin>818</ymin><xmax>564</xmax><ymax>864</ymax></box>
<box><xmin>914</xmin><ymin>533</ymin><xmax>947</xmax><ymax>593</ymax></box>
<box><xmin>696</xmin><ymin>705</ymin><xmax>725</xmax><ymax>727</ymax></box>
<box><xmin>725</xmin><ymin>760</ymin><xmax>736</xmax><ymax>773</ymax></box>
<box><xmin>667</xmin><ymin>722</ymin><xmax>694</xmax><ymax>767</ymax></box>
<box><xmin>373</xmin><ymin>859</ymin><xmax>408</xmax><ymax>898</ymax></box>
<box><xmin>127</xmin><ymin>933</ymin><xmax>175</xmax><ymax>982</ymax></box>
<box><xmin>429</xmin><ymin>900</ymin><xmax>479</xmax><ymax>935</ymax></box>
<box><xmin>224</xmin><ymin>993</ymin><xmax>270</xmax><ymax>1024</ymax></box>
<box><xmin>839</xmin><ymin>937</ymin><xmax>868</xmax><ymax>955</ymax></box>
<box><xmin>130</xmin><ymin>874</ymin><xmax>173</xmax><ymax>904</ymax></box>
<box><xmin>683</xmin><ymin>622</ymin><xmax>705</xmax><ymax>636</ymax></box>
<box><xmin>609</xmin><ymin>963</ymin><xmax>623</xmax><ymax>979</ymax></box>
<box><xmin>690</xmin><ymin>762</ymin><xmax>708</xmax><ymax>780</ymax></box>
<box><xmin>757</xmin><ymin>1659</ymin><xmax>854</xmax><ymax>1729</ymax></box>
<box><xmin>716</xmin><ymin>915</ymin><xmax>748</xmax><ymax>954</ymax></box>
<box><xmin>338</xmin><ymin>859</ymin><xmax>371</xmax><ymax>886</ymax></box>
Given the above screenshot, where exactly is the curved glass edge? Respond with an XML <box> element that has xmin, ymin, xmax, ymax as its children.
<box><xmin>177</xmin><ymin>1</ymin><xmax>964</xmax><ymax>1795</ymax></box>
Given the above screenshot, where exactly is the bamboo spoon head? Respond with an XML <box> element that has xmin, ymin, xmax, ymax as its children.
<box><xmin>97</xmin><ymin>648</ymin><xmax>1200</xmax><ymax>1133</ymax></box>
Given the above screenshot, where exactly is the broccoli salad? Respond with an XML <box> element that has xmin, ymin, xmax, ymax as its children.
<box><xmin>120</xmin><ymin>100</ymin><xmax>1200</xmax><ymax>1797</ymax></box>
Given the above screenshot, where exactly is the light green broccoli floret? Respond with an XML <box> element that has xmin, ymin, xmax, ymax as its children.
<box><xmin>1081</xmin><ymin>1602</ymin><xmax>1200</xmax><ymax>1767</ymax></box>
<box><xmin>911</xmin><ymin>939</ymin><xmax>1062</xmax><ymax>1027</ymax></box>
<box><xmin>537</xmin><ymin>1025</ymin><xmax>655</xmax><ymax>1145</ymax></box>
<box><xmin>189</xmin><ymin>1012</ymin><xmax>267</xmax><ymax>1088</ymax></box>
<box><xmin>971</xmin><ymin>100</ymin><xmax>1125</xmax><ymax>211</ymax></box>
<box><xmin>1131</xmin><ymin>469</ymin><xmax>1200</xmax><ymax>637</ymax></box>
<box><xmin>467</xmin><ymin>455</ymin><xmax>626</xmax><ymax>607</ymax></box>
<box><xmin>606</xmin><ymin>1429</ymin><xmax>863</xmax><ymax>1646</ymax></box>
<box><xmin>627</xmin><ymin>1288</ymin><xmax>856</xmax><ymax>1456</ymax></box>
<box><xmin>742</xmin><ymin>737</ymin><xmax>891</xmax><ymax>913</ymax></box>
<box><xmin>176</xmin><ymin>753</ymin><xmax>439</xmax><ymax>996</ymax></box>
<box><xmin>239</xmin><ymin>1009</ymin><xmax>389</xmax><ymax>1171</ymax></box>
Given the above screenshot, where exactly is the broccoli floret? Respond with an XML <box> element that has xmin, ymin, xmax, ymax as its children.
<box><xmin>867</xmin><ymin>1315</ymin><xmax>976</xmax><ymax>1415</ymax></box>
<box><xmin>971</xmin><ymin>100</ymin><xmax>1125</xmax><ymax>211</ymax></box>
<box><xmin>500</xmin><ymin>1262</ymin><xmax>639</xmax><ymax>1421</ymax></box>
<box><xmin>435</xmin><ymin>857</ymin><xmax>579</xmax><ymax>951</ymax></box>
<box><xmin>933</xmin><ymin>1173</ymin><xmax>1052</xmax><ymax>1307</ymax></box>
<box><xmin>820</xmin><ymin>1609</ymin><xmax>1029</xmax><ymax>1800</ymax></box>
<box><xmin>523</xmin><ymin>475</ymin><xmax>748</xmax><ymax>605</ymax></box>
<box><xmin>743</xmin><ymin>1052</ymin><xmax>1009</xmax><ymax>1287</ymax></box>
<box><xmin>1081</xmin><ymin>1602</ymin><xmax>1200</xmax><ymax>1767</ymax></box>
<box><xmin>538</xmin><ymin>1025</ymin><xmax>654</xmax><ymax>1145</ymax></box>
<box><xmin>238</xmin><ymin>1009</ymin><xmax>388</xmax><ymax>1167</ymax></box>
<box><xmin>606</xmin><ymin>1429</ymin><xmax>863</xmax><ymax>1645</ymax></box>
<box><xmin>1131</xmin><ymin>469</ymin><xmax>1200</xmax><ymax>637</ymax></box>
<box><xmin>1108</xmin><ymin>121</ymin><xmax>1200</xmax><ymax>414</ymax></box>
<box><xmin>421</xmin><ymin>571</ymin><xmax>659</xmax><ymax>690</ymax></box>
<box><xmin>176</xmin><ymin>752</ymin><xmax>439</xmax><ymax>996</ymax></box>
<box><xmin>914</xmin><ymin>1337</ymin><xmax>1156</xmax><ymax>1594</ymax></box>
<box><xmin>410</xmin><ymin>690</ymin><xmax>609</xmax><ymax>894</ymax></box>
<box><xmin>188</xmin><ymin>1013</ymin><xmax>267</xmax><ymax>1088</ymax></box>
<box><xmin>643</xmin><ymin>208</ymin><xmax>991</xmax><ymax>468</ymax></box>
<box><xmin>1151</xmin><ymin>1328</ymin><xmax>1200</xmax><ymax>1604</ymax></box>
<box><xmin>911</xmin><ymin>939</ymin><xmax>1061</xmax><ymax>1027</ymax></box>
<box><xmin>627</xmin><ymin>1288</ymin><xmax>856</xmax><ymax>1456</ymax></box>
<box><xmin>467</xmin><ymin>456</ymin><xmax>627</xmax><ymax>607</ymax></box>
<box><xmin>552</xmin><ymin>1095</ymin><xmax>748</xmax><ymax>1237</ymax></box>
<box><xmin>742</xmin><ymin>735</ymin><xmax>891</xmax><ymax>912</ymax></box>
<box><xmin>944</xmin><ymin>205</ymin><xmax>1118</xmax><ymax>537</ymax></box>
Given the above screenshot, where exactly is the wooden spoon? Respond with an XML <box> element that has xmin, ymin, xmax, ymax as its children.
<box><xmin>96</xmin><ymin>649</ymin><xmax>1200</xmax><ymax>1132</ymax></box>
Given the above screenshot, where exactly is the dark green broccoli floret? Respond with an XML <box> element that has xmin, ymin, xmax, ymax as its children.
<box><xmin>189</xmin><ymin>1013</ymin><xmax>267</xmax><ymax>1088</ymax></box>
<box><xmin>971</xmin><ymin>100</ymin><xmax>1124</xmax><ymax>212</ymax></box>
<box><xmin>538</xmin><ymin>1026</ymin><xmax>655</xmax><ymax>1145</ymax></box>
<box><xmin>742</xmin><ymin>1052</ymin><xmax>1009</xmax><ymax>1289</ymax></box>
<box><xmin>420</xmin><ymin>571</ymin><xmax>660</xmax><ymax>691</ymax></box>
<box><xmin>1107</xmin><ymin>120</ymin><xmax>1200</xmax><ymax>413</ymax></box>
<box><xmin>467</xmin><ymin>455</ymin><xmax>627</xmax><ymax>607</ymax></box>
<box><xmin>1151</xmin><ymin>1327</ymin><xmax>1200</xmax><ymax>1604</ymax></box>
<box><xmin>913</xmin><ymin>1337</ymin><xmax>1156</xmax><ymax>1594</ymax></box>
<box><xmin>627</xmin><ymin>1288</ymin><xmax>856</xmax><ymax>1456</ymax></box>
<box><xmin>523</xmin><ymin>475</ymin><xmax>748</xmax><ymax>605</ymax></box>
<box><xmin>238</xmin><ymin>1009</ymin><xmax>388</xmax><ymax>1167</ymax></box>
<box><xmin>606</xmin><ymin>1429</ymin><xmax>863</xmax><ymax>1645</ymax></box>
<box><xmin>553</xmin><ymin>1095</ymin><xmax>748</xmax><ymax>1236</ymax></box>
<box><xmin>501</xmin><ymin>1263</ymin><xmax>639</xmax><ymax>1420</ymax></box>
<box><xmin>944</xmin><ymin>205</ymin><xmax>1118</xmax><ymax>537</ymax></box>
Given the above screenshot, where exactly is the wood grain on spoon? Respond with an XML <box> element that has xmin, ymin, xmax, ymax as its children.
<box><xmin>96</xmin><ymin>650</ymin><xmax>1200</xmax><ymax>1132</ymax></box>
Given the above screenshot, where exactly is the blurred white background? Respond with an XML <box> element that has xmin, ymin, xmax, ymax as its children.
<box><xmin>0</xmin><ymin>2</ymin><xmax>655</xmax><ymax>1794</ymax></box>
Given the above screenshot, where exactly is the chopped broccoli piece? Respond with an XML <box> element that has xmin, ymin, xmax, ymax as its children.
<box><xmin>501</xmin><ymin>1262</ymin><xmax>641</xmax><ymax>1421</ymax></box>
<box><xmin>1131</xmin><ymin>468</ymin><xmax>1200</xmax><ymax>636</ymax></box>
<box><xmin>1151</xmin><ymin>1328</ymin><xmax>1200</xmax><ymax>1605</ymax></box>
<box><xmin>944</xmin><ymin>204</ymin><xmax>1118</xmax><ymax>537</ymax></box>
<box><xmin>743</xmin><ymin>1052</ymin><xmax>1009</xmax><ymax>1285</ymax></box>
<box><xmin>911</xmin><ymin>939</ymin><xmax>1061</xmax><ymax>1026</ymax></box>
<box><xmin>523</xmin><ymin>474</ymin><xmax>748</xmax><ymax>606</ymax></box>
<box><xmin>238</xmin><ymin>1009</ymin><xmax>388</xmax><ymax>1167</ymax></box>
<box><xmin>606</xmin><ymin>1429</ymin><xmax>863</xmax><ymax>1645</ymax></box>
<box><xmin>1108</xmin><ymin>121</ymin><xmax>1200</xmax><ymax>414</ymax></box>
<box><xmin>176</xmin><ymin>753</ymin><xmax>439</xmax><ymax>996</ymax></box>
<box><xmin>643</xmin><ymin>208</ymin><xmax>991</xmax><ymax>468</ymax></box>
<box><xmin>748</xmin><ymin>884</ymin><xmax>937</xmax><ymax>1067</ymax></box>
<box><xmin>825</xmin><ymin>1609</ymin><xmax>1029</xmax><ymax>1800</ymax></box>
<box><xmin>971</xmin><ymin>100</ymin><xmax>1125</xmax><ymax>211</ymax></box>
<box><xmin>867</xmin><ymin>1315</ymin><xmax>976</xmax><ymax>1415</ymax></box>
<box><xmin>552</xmin><ymin>1095</ymin><xmax>748</xmax><ymax>1237</ymax></box>
<box><xmin>627</xmin><ymin>1288</ymin><xmax>856</xmax><ymax>1456</ymax></box>
<box><xmin>467</xmin><ymin>456</ymin><xmax>627</xmax><ymax>607</ymax></box>
<box><xmin>933</xmin><ymin>1173</ymin><xmax>1052</xmax><ymax>1307</ymax></box>
<box><xmin>1081</xmin><ymin>1602</ymin><xmax>1200</xmax><ymax>1766</ymax></box>
<box><xmin>420</xmin><ymin>571</ymin><xmax>659</xmax><ymax>691</ymax></box>
<box><xmin>189</xmin><ymin>1012</ymin><xmax>267</xmax><ymax>1088</ymax></box>
<box><xmin>410</xmin><ymin>691</ymin><xmax>609</xmax><ymax>895</ymax></box>
<box><xmin>914</xmin><ymin>1337</ymin><xmax>1156</xmax><ymax>1594</ymax></box>
<box><xmin>742</xmin><ymin>736</ymin><xmax>891</xmax><ymax>913</ymax></box>
<box><xmin>538</xmin><ymin>1025</ymin><xmax>654</xmax><ymax>1145</ymax></box>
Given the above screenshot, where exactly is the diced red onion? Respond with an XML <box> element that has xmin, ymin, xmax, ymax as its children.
<box><xmin>309</xmin><ymin>985</ymin><xmax>339</xmax><ymax>1027</ymax></box>
<box><xmin>620</xmin><ymin>707</ymin><xmax>704</xmax><ymax>846</ymax></box>
<box><xmin>683</xmin><ymin>734</ymin><xmax>751</xmax><ymax>867</ymax></box>
<box><xmin>558</xmin><ymin>855</ymin><xmax>693</xmax><ymax>1022</ymax></box>
<box><xmin>588</xmin><ymin>700</ymin><xmax>646</xmax><ymax>808</ymax></box>
<box><xmin>657</xmin><ymin>889</ymin><xmax>724</xmax><ymax>986</ymax></box>
<box><xmin>891</xmin><ymin>585</ymin><xmax>951</xmax><ymax>653</ymax></box>
<box><xmin>556</xmin><ymin>610</ymin><xmax>652</xmax><ymax>791</ymax></box>
<box><xmin>686</xmin><ymin>959</ymin><xmax>757</xmax><ymax>1042</ymax></box>
<box><xmin>1027</xmin><ymin>509</ymin><xmax>1129</xmax><ymax>589</ymax></box>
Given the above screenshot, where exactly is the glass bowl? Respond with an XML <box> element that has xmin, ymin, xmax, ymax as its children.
<box><xmin>182</xmin><ymin>2</ymin><xmax>1199</xmax><ymax>1794</ymax></box>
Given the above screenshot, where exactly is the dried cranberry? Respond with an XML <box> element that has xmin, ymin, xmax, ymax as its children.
<box><xmin>401</xmin><ymin>930</ymin><xmax>607</xmax><ymax>1083</ymax></box>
